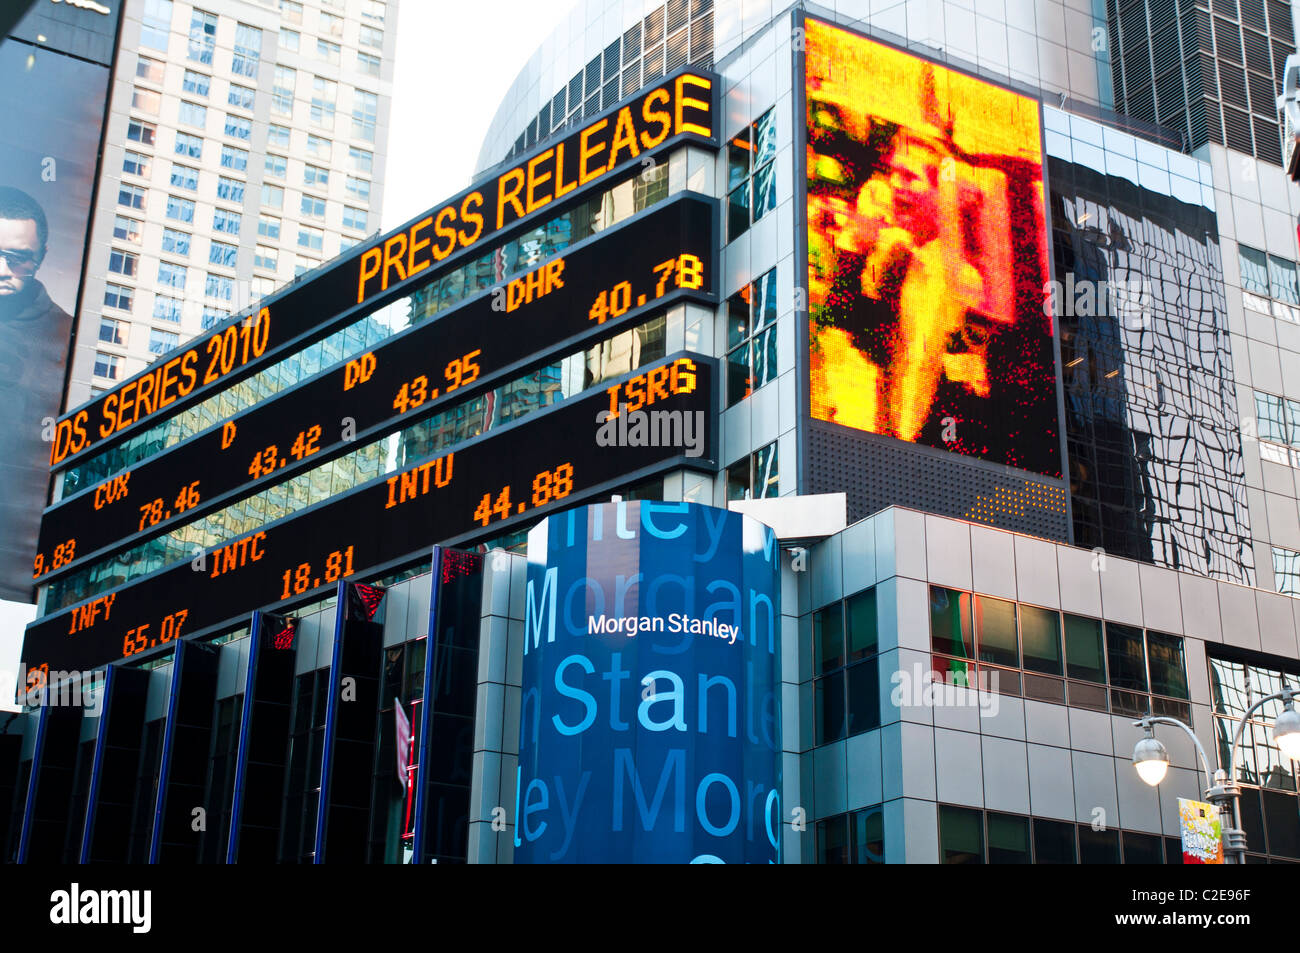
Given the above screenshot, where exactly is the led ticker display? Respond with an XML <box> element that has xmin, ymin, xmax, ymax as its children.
<box><xmin>49</xmin><ymin>69</ymin><xmax>719</xmax><ymax>470</ymax></box>
<box><xmin>33</xmin><ymin>196</ymin><xmax>716</xmax><ymax>581</ymax></box>
<box><xmin>804</xmin><ymin>20</ymin><xmax>1061</xmax><ymax>477</ymax></box>
<box><xmin>20</xmin><ymin>355</ymin><xmax>716</xmax><ymax>678</ymax></box>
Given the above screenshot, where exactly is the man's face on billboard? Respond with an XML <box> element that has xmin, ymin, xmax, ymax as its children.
<box><xmin>0</xmin><ymin>217</ymin><xmax>41</xmax><ymax>297</ymax></box>
<box><xmin>889</xmin><ymin>143</ymin><xmax>941</xmax><ymax>243</ymax></box>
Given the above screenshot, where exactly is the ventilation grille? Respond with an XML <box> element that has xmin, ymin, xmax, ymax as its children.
<box><xmin>807</xmin><ymin>425</ymin><xmax>1071</xmax><ymax>541</ymax></box>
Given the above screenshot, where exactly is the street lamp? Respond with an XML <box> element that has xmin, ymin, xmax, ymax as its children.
<box><xmin>1130</xmin><ymin>685</ymin><xmax>1300</xmax><ymax>864</ymax></box>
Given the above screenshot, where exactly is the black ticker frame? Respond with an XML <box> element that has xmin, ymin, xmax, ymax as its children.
<box><xmin>36</xmin><ymin>194</ymin><xmax>719</xmax><ymax>583</ymax></box>
<box><xmin>22</xmin><ymin>353</ymin><xmax>719</xmax><ymax>677</ymax></box>
<box><xmin>49</xmin><ymin>67</ymin><xmax>721</xmax><ymax>473</ymax></box>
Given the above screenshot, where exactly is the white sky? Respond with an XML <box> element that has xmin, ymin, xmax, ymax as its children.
<box><xmin>382</xmin><ymin>0</ymin><xmax>578</xmax><ymax>230</ymax></box>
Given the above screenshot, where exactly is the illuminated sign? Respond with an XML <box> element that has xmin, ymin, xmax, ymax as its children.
<box><xmin>515</xmin><ymin>501</ymin><xmax>781</xmax><ymax>863</ymax></box>
<box><xmin>49</xmin><ymin>69</ymin><xmax>718</xmax><ymax>468</ymax></box>
<box><xmin>20</xmin><ymin>355</ymin><xmax>716</xmax><ymax>678</ymax></box>
<box><xmin>803</xmin><ymin>19</ymin><xmax>1061</xmax><ymax>477</ymax></box>
<box><xmin>34</xmin><ymin>196</ymin><xmax>716</xmax><ymax>580</ymax></box>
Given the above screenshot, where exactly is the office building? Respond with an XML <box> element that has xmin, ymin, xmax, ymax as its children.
<box><xmin>67</xmin><ymin>0</ymin><xmax>397</xmax><ymax>408</ymax></box>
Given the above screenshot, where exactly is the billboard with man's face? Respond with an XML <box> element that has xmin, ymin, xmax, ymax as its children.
<box><xmin>0</xmin><ymin>32</ymin><xmax>112</xmax><ymax>601</ymax></box>
<box><xmin>805</xmin><ymin>19</ymin><xmax>1061</xmax><ymax>479</ymax></box>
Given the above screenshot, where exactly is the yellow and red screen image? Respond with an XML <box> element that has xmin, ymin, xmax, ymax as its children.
<box><xmin>805</xmin><ymin>20</ymin><xmax>1060</xmax><ymax>477</ymax></box>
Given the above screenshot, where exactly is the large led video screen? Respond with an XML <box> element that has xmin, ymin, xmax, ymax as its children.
<box><xmin>804</xmin><ymin>19</ymin><xmax>1061</xmax><ymax>478</ymax></box>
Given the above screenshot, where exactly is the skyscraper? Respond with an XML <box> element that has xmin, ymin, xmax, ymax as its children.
<box><xmin>65</xmin><ymin>0</ymin><xmax>397</xmax><ymax>410</ymax></box>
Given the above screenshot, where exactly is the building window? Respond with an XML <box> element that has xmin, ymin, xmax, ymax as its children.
<box><xmin>264</xmin><ymin>154</ymin><xmax>287</xmax><ymax>178</ymax></box>
<box><xmin>294</xmin><ymin>256</ymin><xmax>319</xmax><ymax>277</ymax></box>
<box><xmin>299</xmin><ymin>194</ymin><xmax>326</xmax><ymax>219</ymax></box>
<box><xmin>216</xmin><ymin>176</ymin><xmax>245</xmax><ymax>203</ymax></box>
<box><xmin>149</xmin><ymin>328</ymin><xmax>179</xmax><ymax>355</ymax></box>
<box><xmin>319</xmin><ymin>11</ymin><xmax>343</xmax><ymax>36</ymax></box>
<box><xmin>104</xmin><ymin>283</ymin><xmax>134</xmax><ymax>311</ymax></box>
<box><xmin>726</xmin><ymin>441</ymin><xmax>778</xmax><ymax>500</ymax></box>
<box><xmin>261</xmin><ymin>184</ymin><xmax>284</xmax><ymax>210</ymax></box>
<box><xmin>112</xmin><ymin>215</ymin><xmax>142</xmax><ymax>244</ymax></box>
<box><xmin>297</xmin><ymin>225</ymin><xmax>323</xmax><ymax>251</ymax></box>
<box><xmin>316</xmin><ymin>39</ymin><xmax>341</xmax><ymax>66</ymax></box>
<box><xmin>279</xmin><ymin>0</ymin><xmax>302</xmax><ymax>24</ymax></box>
<box><xmin>306</xmin><ymin>134</ymin><xmax>332</xmax><ymax>161</ymax></box>
<box><xmin>174</xmin><ymin>131</ymin><xmax>202</xmax><ymax>158</ymax></box>
<box><xmin>938</xmin><ymin>805</ymin><xmax>985</xmax><ymax>864</ymax></box>
<box><xmin>152</xmin><ymin>294</ymin><xmax>183</xmax><ymax>323</ymax></box>
<box><xmin>169</xmin><ymin>163</ymin><xmax>198</xmax><ymax>191</ymax></box>
<box><xmin>213</xmin><ymin>208</ymin><xmax>242</xmax><ymax>235</ymax></box>
<box><xmin>727</xmin><ymin>108</ymin><xmax>778</xmax><ymax>241</ymax></box>
<box><xmin>1240</xmin><ymin>244</ymin><xmax>1299</xmax><ymax>305</ymax></box>
<box><xmin>814</xmin><ymin>586</ymin><xmax>879</xmax><ymax>745</ymax></box>
<box><xmin>201</xmin><ymin>306</ymin><xmax>230</xmax><ymax>330</ymax></box>
<box><xmin>1274</xmin><ymin>548</ymin><xmax>1300</xmax><ymax>597</ymax></box>
<box><xmin>254</xmin><ymin>245</ymin><xmax>278</xmax><ymax>271</ymax></box>
<box><xmin>176</xmin><ymin>98</ymin><xmax>206</xmax><ymax>128</ymax></box>
<box><xmin>816</xmin><ymin>806</ymin><xmax>884</xmax><ymax>864</ymax></box>
<box><xmin>181</xmin><ymin>69</ymin><xmax>210</xmax><ymax>97</ymax></box>
<box><xmin>310</xmin><ymin>77</ymin><xmax>336</xmax><ymax>126</ymax></box>
<box><xmin>934</xmin><ymin>806</ymin><xmax>1174</xmax><ymax>864</ymax></box>
<box><xmin>224</xmin><ymin>115</ymin><xmax>252</xmax><ymax>141</ymax></box>
<box><xmin>272</xmin><ymin>66</ymin><xmax>295</xmax><ymax>115</ymax></box>
<box><xmin>122</xmin><ymin>151</ymin><xmax>152</xmax><ymax>179</ymax></box>
<box><xmin>127</xmin><ymin>120</ymin><xmax>157</xmax><ymax>146</ymax></box>
<box><xmin>928</xmin><ymin>585</ymin><xmax>1190</xmax><ymax>717</ymax></box>
<box><xmin>98</xmin><ymin>317</ymin><xmax>127</xmax><ymax>346</ymax></box>
<box><xmin>279</xmin><ymin>27</ymin><xmax>300</xmax><ymax>53</ymax></box>
<box><xmin>131</xmin><ymin>87</ymin><xmax>162</xmax><ymax>115</ymax></box>
<box><xmin>118</xmin><ymin>184</ymin><xmax>147</xmax><ymax>210</ymax></box>
<box><xmin>349</xmin><ymin>147</ymin><xmax>373</xmax><ymax>173</ymax></box>
<box><xmin>258</xmin><ymin>214</ymin><xmax>281</xmax><ymax>240</ymax></box>
<box><xmin>108</xmin><ymin>249</ymin><xmax>138</xmax><ymax>277</ymax></box>
<box><xmin>140</xmin><ymin>0</ymin><xmax>173</xmax><ymax>51</ymax></box>
<box><xmin>356</xmin><ymin>52</ymin><xmax>381</xmax><ymax>77</ymax></box>
<box><xmin>233</xmin><ymin>23</ymin><xmax>262</xmax><ymax>77</ymax></box>
<box><xmin>268</xmin><ymin>124</ymin><xmax>291</xmax><ymax>149</ymax></box>
<box><xmin>352</xmin><ymin>89</ymin><xmax>378</xmax><ymax>142</ymax></box>
<box><xmin>228</xmin><ymin>83</ymin><xmax>256</xmax><ymax>111</ymax></box>
<box><xmin>209</xmin><ymin>240</ymin><xmax>238</xmax><ymax>268</ymax></box>
<box><xmin>345</xmin><ymin>175</ymin><xmax>370</xmax><ymax>200</ymax></box>
<box><xmin>725</xmin><ymin>268</ymin><xmax>778</xmax><ymax>406</ymax></box>
<box><xmin>161</xmin><ymin>228</ymin><xmax>191</xmax><ymax>256</ymax></box>
<box><xmin>1209</xmin><ymin>654</ymin><xmax>1300</xmax><ymax>802</ymax></box>
<box><xmin>136</xmin><ymin>54</ymin><xmax>165</xmax><ymax>84</ymax></box>
<box><xmin>205</xmin><ymin>273</ymin><xmax>235</xmax><ymax>301</ymax></box>
<box><xmin>188</xmin><ymin>9</ymin><xmax>217</xmax><ymax>65</ymax></box>
<box><xmin>303</xmin><ymin>164</ymin><xmax>329</xmax><ymax>188</ymax></box>
<box><xmin>93</xmin><ymin>353</ymin><xmax>121</xmax><ymax>380</ymax></box>
<box><xmin>220</xmin><ymin>145</ymin><xmax>249</xmax><ymax>172</ymax></box>
<box><xmin>359</xmin><ymin>24</ymin><xmax>383</xmax><ymax>50</ymax></box>
<box><xmin>361</xmin><ymin>0</ymin><xmax>385</xmax><ymax>23</ymax></box>
<box><xmin>157</xmin><ymin>260</ymin><xmax>186</xmax><ymax>289</ymax></box>
<box><xmin>343</xmin><ymin>206</ymin><xmax>367</xmax><ymax>231</ymax></box>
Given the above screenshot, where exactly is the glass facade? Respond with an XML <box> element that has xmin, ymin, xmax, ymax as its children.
<box><xmin>1046</xmin><ymin>108</ymin><xmax>1253</xmax><ymax>584</ymax></box>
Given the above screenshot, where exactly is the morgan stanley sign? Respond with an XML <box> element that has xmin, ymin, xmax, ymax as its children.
<box><xmin>515</xmin><ymin>501</ymin><xmax>782</xmax><ymax>863</ymax></box>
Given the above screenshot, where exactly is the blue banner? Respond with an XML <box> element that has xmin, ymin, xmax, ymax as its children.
<box><xmin>515</xmin><ymin>501</ymin><xmax>782</xmax><ymax>863</ymax></box>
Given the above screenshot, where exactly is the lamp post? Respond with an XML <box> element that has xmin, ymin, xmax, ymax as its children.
<box><xmin>1131</xmin><ymin>686</ymin><xmax>1300</xmax><ymax>864</ymax></box>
